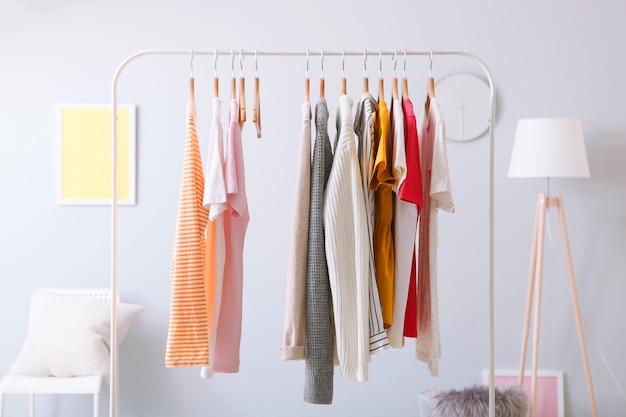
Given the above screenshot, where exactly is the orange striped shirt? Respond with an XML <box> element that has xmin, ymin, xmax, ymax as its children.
<box><xmin>166</xmin><ymin>98</ymin><xmax>210</xmax><ymax>367</ymax></box>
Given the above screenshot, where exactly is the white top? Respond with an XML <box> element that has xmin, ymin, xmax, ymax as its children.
<box><xmin>203</xmin><ymin>97</ymin><xmax>227</xmax><ymax>218</ymax></box>
<box><xmin>391</xmin><ymin>98</ymin><xmax>407</xmax><ymax>193</ymax></box>
<box><xmin>387</xmin><ymin>98</ymin><xmax>417</xmax><ymax>348</ymax></box>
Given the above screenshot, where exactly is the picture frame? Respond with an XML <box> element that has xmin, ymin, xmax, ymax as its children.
<box><xmin>483</xmin><ymin>369</ymin><xmax>564</xmax><ymax>417</ymax></box>
<box><xmin>56</xmin><ymin>103</ymin><xmax>136</xmax><ymax>205</ymax></box>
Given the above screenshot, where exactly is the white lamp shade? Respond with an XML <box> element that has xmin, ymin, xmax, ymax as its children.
<box><xmin>508</xmin><ymin>118</ymin><xmax>591</xmax><ymax>178</ymax></box>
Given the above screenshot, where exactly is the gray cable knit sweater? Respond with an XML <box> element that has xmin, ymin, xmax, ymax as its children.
<box><xmin>304</xmin><ymin>99</ymin><xmax>334</xmax><ymax>404</ymax></box>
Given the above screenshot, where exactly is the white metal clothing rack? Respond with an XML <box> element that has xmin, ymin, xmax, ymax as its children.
<box><xmin>109</xmin><ymin>48</ymin><xmax>497</xmax><ymax>417</ymax></box>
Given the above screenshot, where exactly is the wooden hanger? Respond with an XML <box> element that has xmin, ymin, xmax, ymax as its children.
<box><xmin>319</xmin><ymin>50</ymin><xmax>325</xmax><ymax>99</ymax></box>
<box><xmin>239</xmin><ymin>77</ymin><xmax>246</xmax><ymax>127</ymax></box>
<box><xmin>252</xmin><ymin>52</ymin><xmax>261</xmax><ymax>138</ymax></box>
<box><xmin>341</xmin><ymin>50</ymin><xmax>347</xmax><ymax>95</ymax></box>
<box><xmin>377</xmin><ymin>50</ymin><xmax>384</xmax><ymax>101</ymax></box>
<box><xmin>230</xmin><ymin>50</ymin><xmax>236</xmax><ymax>101</ymax></box>
<box><xmin>238</xmin><ymin>50</ymin><xmax>246</xmax><ymax>129</ymax></box>
<box><xmin>304</xmin><ymin>77</ymin><xmax>310</xmax><ymax>102</ymax></box>
<box><xmin>391</xmin><ymin>51</ymin><xmax>399</xmax><ymax>101</ymax></box>
<box><xmin>425</xmin><ymin>50</ymin><xmax>436</xmax><ymax>122</ymax></box>
<box><xmin>304</xmin><ymin>50</ymin><xmax>310</xmax><ymax>102</ymax></box>
<box><xmin>253</xmin><ymin>76</ymin><xmax>261</xmax><ymax>138</ymax></box>
<box><xmin>189</xmin><ymin>49</ymin><xmax>195</xmax><ymax>100</ymax></box>
<box><xmin>425</xmin><ymin>76</ymin><xmax>436</xmax><ymax>121</ymax></box>
<box><xmin>213</xmin><ymin>50</ymin><xmax>219</xmax><ymax>98</ymax></box>
<box><xmin>401</xmin><ymin>50</ymin><xmax>409</xmax><ymax>99</ymax></box>
<box><xmin>427</xmin><ymin>49</ymin><xmax>436</xmax><ymax>99</ymax></box>
<box><xmin>402</xmin><ymin>77</ymin><xmax>409</xmax><ymax>99</ymax></box>
<box><xmin>363</xmin><ymin>50</ymin><xmax>369</xmax><ymax>93</ymax></box>
<box><xmin>428</xmin><ymin>76</ymin><xmax>436</xmax><ymax>99</ymax></box>
<box><xmin>392</xmin><ymin>77</ymin><xmax>399</xmax><ymax>101</ymax></box>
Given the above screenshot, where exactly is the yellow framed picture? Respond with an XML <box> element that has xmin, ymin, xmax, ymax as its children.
<box><xmin>57</xmin><ymin>103</ymin><xmax>136</xmax><ymax>205</ymax></box>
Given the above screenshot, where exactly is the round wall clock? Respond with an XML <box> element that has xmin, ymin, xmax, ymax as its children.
<box><xmin>436</xmin><ymin>73</ymin><xmax>491</xmax><ymax>142</ymax></box>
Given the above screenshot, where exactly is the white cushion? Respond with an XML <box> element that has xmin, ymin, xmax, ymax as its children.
<box><xmin>8</xmin><ymin>291</ymin><xmax>142</xmax><ymax>381</ymax></box>
<box><xmin>0</xmin><ymin>374</ymin><xmax>102</xmax><ymax>394</ymax></box>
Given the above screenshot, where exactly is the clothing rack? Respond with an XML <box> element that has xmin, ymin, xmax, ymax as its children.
<box><xmin>109</xmin><ymin>48</ymin><xmax>496</xmax><ymax>417</ymax></box>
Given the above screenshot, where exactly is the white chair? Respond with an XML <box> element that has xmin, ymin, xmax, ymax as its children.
<box><xmin>0</xmin><ymin>289</ymin><xmax>112</xmax><ymax>417</ymax></box>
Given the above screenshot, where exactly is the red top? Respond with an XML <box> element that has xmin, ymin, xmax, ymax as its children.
<box><xmin>400</xmin><ymin>98</ymin><xmax>423</xmax><ymax>337</ymax></box>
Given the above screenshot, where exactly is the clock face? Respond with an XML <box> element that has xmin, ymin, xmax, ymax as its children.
<box><xmin>436</xmin><ymin>73</ymin><xmax>491</xmax><ymax>142</ymax></box>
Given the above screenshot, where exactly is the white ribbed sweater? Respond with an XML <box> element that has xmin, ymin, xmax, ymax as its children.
<box><xmin>323</xmin><ymin>95</ymin><xmax>370</xmax><ymax>382</ymax></box>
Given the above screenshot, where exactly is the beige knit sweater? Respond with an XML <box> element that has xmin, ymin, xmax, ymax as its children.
<box><xmin>281</xmin><ymin>102</ymin><xmax>311</xmax><ymax>361</ymax></box>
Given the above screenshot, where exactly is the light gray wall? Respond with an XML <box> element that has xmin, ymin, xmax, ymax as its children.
<box><xmin>1</xmin><ymin>0</ymin><xmax>624</xmax><ymax>416</ymax></box>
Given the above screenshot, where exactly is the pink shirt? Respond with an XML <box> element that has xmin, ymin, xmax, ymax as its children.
<box><xmin>416</xmin><ymin>97</ymin><xmax>454</xmax><ymax>377</ymax></box>
<box><xmin>212</xmin><ymin>99</ymin><xmax>250</xmax><ymax>373</ymax></box>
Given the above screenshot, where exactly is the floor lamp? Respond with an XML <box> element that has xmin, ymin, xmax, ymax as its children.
<box><xmin>508</xmin><ymin>118</ymin><xmax>597</xmax><ymax>417</ymax></box>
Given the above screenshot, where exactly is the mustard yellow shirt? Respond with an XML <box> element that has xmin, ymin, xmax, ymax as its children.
<box><xmin>370</xmin><ymin>100</ymin><xmax>396</xmax><ymax>328</ymax></box>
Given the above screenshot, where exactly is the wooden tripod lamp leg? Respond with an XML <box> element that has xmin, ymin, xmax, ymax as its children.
<box><xmin>519</xmin><ymin>194</ymin><xmax>545</xmax><ymax>386</ymax></box>
<box><xmin>529</xmin><ymin>194</ymin><xmax>548</xmax><ymax>417</ymax></box>
<box><xmin>553</xmin><ymin>194</ymin><xmax>599</xmax><ymax>417</ymax></box>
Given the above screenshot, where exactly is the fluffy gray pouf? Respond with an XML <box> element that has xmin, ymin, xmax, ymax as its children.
<box><xmin>426</xmin><ymin>384</ymin><xmax>528</xmax><ymax>417</ymax></box>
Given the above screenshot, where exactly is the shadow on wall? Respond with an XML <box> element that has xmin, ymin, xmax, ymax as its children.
<box><xmin>571</xmin><ymin>126</ymin><xmax>626</xmax><ymax>329</ymax></box>
<box><xmin>585</xmin><ymin>128</ymin><xmax>626</xmax><ymax>190</ymax></box>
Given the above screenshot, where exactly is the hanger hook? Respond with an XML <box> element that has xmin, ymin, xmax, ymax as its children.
<box><xmin>255</xmin><ymin>49</ymin><xmax>258</xmax><ymax>77</ymax></box>
<box><xmin>239</xmin><ymin>48</ymin><xmax>244</xmax><ymax>76</ymax></box>
<box><xmin>320</xmin><ymin>49</ymin><xmax>324</xmax><ymax>78</ymax></box>
<box><xmin>429</xmin><ymin>49</ymin><xmax>433</xmax><ymax>76</ymax></box>
<box><xmin>305</xmin><ymin>49</ymin><xmax>310</xmax><ymax>78</ymax></box>
<box><xmin>231</xmin><ymin>49</ymin><xmax>235</xmax><ymax>77</ymax></box>
<box><xmin>363</xmin><ymin>49</ymin><xmax>367</xmax><ymax>77</ymax></box>
<box><xmin>341</xmin><ymin>49</ymin><xmax>345</xmax><ymax>77</ymax></box>
<box><xmin>403</xmin><ymin>49</ymin><xmax>407</xmax><ymax>77</ymax></box>
<box><xmin>189</xmin><ymin>48</ymin><xmax>194</xmax><ymax>77</ymax></box>
<box><xmin>393</xmin><ymin>50</ymin><xmax>398</xmax><ymax>77</ymax></box>
<box><xmin>378</xmin><ymin>49</ymin><xmax>383</xmax><ymax>78</ymax></box>
<box><xmin>214</xmin><ymin>49</ymin><xmax>218</xmax><ymax>77</ymax></box>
